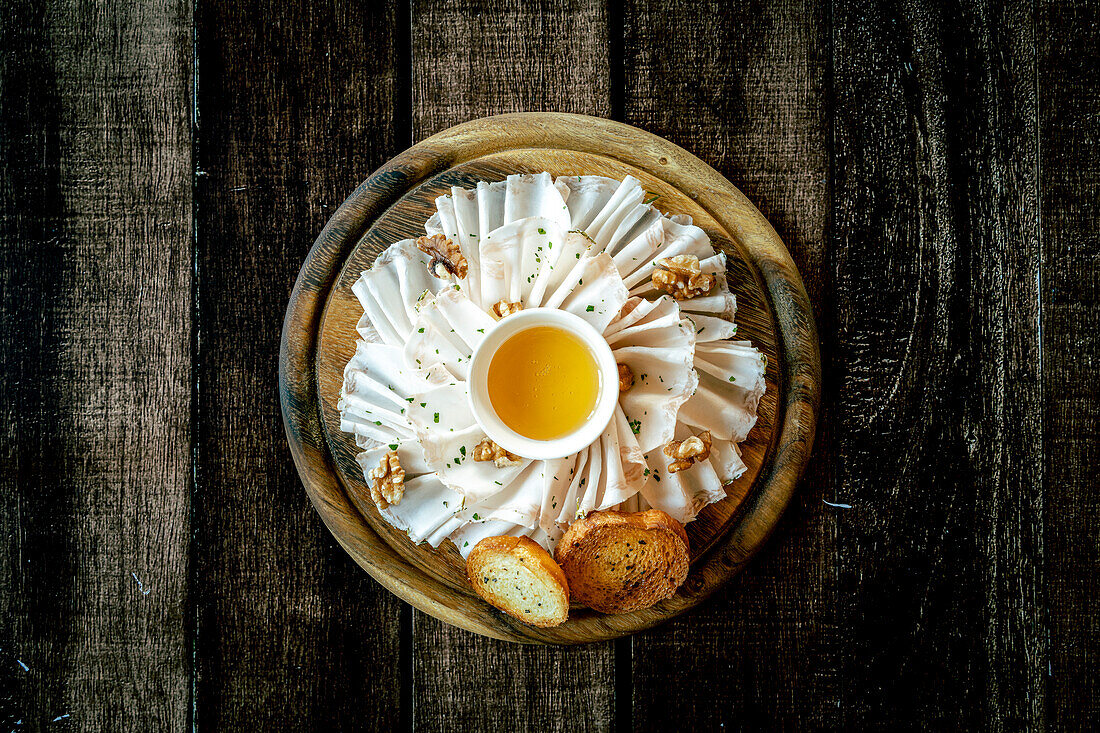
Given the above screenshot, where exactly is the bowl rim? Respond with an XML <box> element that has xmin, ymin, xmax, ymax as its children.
<box><xmin>467</xmin><ymin>307</ymin><xmax>618</xmax><ymax>460</ymax></box>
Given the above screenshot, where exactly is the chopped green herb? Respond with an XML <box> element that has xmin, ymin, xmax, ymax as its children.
<box><xmin>389</xmin><ymin>443</ymin><xmax>399</xmax><ymax>450</ymax></box>
<box><xmin>537</xmin><ymin>227</ymin><xmax>546</xmax><ymax>235</ymax></box>
<box><xmin>433</xmin><ymin>412</ymin><xmax>440</xmax><ymax>423</ymax></box>
<box><xmin>586</xmin><ymin>305</ymin><xmax>595</xmax><ymax>312</ymax></box>
<box><xmin>569</xmin><ymin>229</ymin><xmax>597</xmax><ymax>245</ymax></box>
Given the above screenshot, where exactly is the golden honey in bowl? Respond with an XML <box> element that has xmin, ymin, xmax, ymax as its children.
<box><xmin>487</xmin><ymin>326</ymin><xmax>600</xmax><ymax>441</ymax></box>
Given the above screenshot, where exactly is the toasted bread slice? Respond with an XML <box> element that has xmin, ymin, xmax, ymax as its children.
<box><xmin>555</xmin><ymin>509</ymin><xmax>690</xmax><ymax>614</ymax></box>
<box><xmin>466</xmin><ymin>536</ymin><xmax>570</xmax><ymax>627</ymax></box>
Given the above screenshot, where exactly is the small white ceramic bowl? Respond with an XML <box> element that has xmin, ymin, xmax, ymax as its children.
<box><xmin>467</xmin><ymin>308</ymin><xmax>618</xmax><ymax>460</ymax></box>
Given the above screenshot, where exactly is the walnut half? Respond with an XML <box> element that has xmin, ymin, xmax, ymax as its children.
<box><xmin>663</xmin><ymin>431</ymin><xmax>713</xmax><ymax>473</ymax></box>
<box><xmin>618</xmin><ymin>363</ymin><xmax>634</xmax><ymax>392</ymax></box>
<box><xmin>368</xmin><ymin>450</ymin><xmax>405</xmax><ymax>510</ymax></box>
<box><xmin>416</xmin><ymin>234</ymin><xmax>468</xmax><ymax>280</ymax></box>
<box><xmin>491</xmin><ymin>299</ymin><xmax>523</xmax><ymax>319</ymax></box>
<box><xmin>652</xmin><ymin>254</ymin><xmax>716</xmax><ymax>300</ymax></box>
<box><xmin>473</xmin><ymin>437</ymin><xmax>523</xmax><ymax>467</ymax></box>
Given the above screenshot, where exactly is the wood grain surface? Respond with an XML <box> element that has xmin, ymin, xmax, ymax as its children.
<box><xmin>193</xmin><ymin>0</ymin><xmax>406</xmax><ymax>729</ymax></box>
<box><xmin>1</xmin><ymin>1</ymin><xmax>193</xmax><ymax>730</ymax></box>
<box><xmin>828</xmin><ymin>2</ymin><xmax>1045</xmax><ymax>727</ymax></box>
<box><xmin>1040</xmin><ymin>0</ymin><xmax>1100</xmax><ymax>726</ymax></box>
<box><xmin>2</xmin><ymin>0</ymin><xmax>1098</xmax><ymax>731</ymax></box>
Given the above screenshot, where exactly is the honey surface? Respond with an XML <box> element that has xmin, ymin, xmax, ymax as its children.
<box><xmin>487</xmin><ymin>326</ymin><xmax>600</xmax><ymax>441</ymax></box>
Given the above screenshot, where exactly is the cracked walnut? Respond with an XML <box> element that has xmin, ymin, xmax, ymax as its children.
<box><xmin>652</xmin><ymin>254</ymin><xmax>715</xmax><ymax>300</ymax></box>
<box><xmin>473</xmin><ymin>437</ymin><xmax>523</xmax><ymax>467</ymax></box>
<box><xmin>367</xmin><ymin>450</ymin><xmax>405</xmax><ymax>510</ymax></box>
<box><xmin>416</xmin><ymin>234</ymin><xmax>468</xmax><ymax>280</ymax></box>
<box><xmin>663</xmin><ymin>431</ymin><xmax>713</xmax><ymax>473</ymax></box>
<box><xmin>618</xmin><ymin>363</ymin><xmax>634</xmax><ymax>392</ymax></box>
<box><xmin>490</xmin><ymin>299</ymin><xmax>523</xmax><ymax>318</ymax></box>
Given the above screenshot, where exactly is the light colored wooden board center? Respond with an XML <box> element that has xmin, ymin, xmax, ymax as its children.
<box><xmin>281</xmin><ymin>113</ymin><xmax>819</xmax><ymax>644</ymax></box>
<box><xmin>315</xmin><ymin>149</ymin><xmax>780</xmax><ymax>601</ymax></box>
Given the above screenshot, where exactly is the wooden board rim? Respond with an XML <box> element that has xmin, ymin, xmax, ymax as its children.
<box><xmin>279</xmin><ymin>112</ymin><xmax>822</xmax><ymax>644</ymax></box>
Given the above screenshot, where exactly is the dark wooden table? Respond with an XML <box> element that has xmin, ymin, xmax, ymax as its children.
<box><xmin>2</xmin><ymin>0</ymin><xmax>1097</xmax><ymax>730</ymax></box>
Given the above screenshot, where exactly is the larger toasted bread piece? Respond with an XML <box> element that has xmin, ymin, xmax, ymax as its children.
<box><xmin>466</xmin><ymin>536</ymin><xmax>570</xmax><ymax>627</ymax></box>
<box><xmin>555</xmin><ymin>509</ymin><xmax>690</xmax><ymax>614</ymax></box>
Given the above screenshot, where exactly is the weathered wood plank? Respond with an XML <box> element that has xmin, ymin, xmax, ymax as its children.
<box><xmin>193</xmin><ymin>0</ymin><xmax>405</xmax><ymax>729</ymax></box>
<box><xmin>828</xmin><ymin>0</ymin><xmax>1043</xmax><ymax>728</ymax></box>
<box><xmin>0</xmin><ymin>0</ymin><xmax>193</xmax><ymax>730</ymax></box>
<box><xmin>412</xmin><ymin>0</ymin><xmax>612</xmax><ymax>136</ymax></box>
<box><xmin>412</xmin><ymin>625</ymin><xmax>614</xmax><ymax>731</ymax></box>
<box><xmin>621</xmin><ymin>0</ymin><xmax>833</xmax><ymax>729</ymax></box>
<box><xmin>409</xmin><ymin>2</ymin><xmax>615</xmax><ymax>730</ymax></box>
<box><xmin>1039</xmin><ymin>0</ymin><xmax>1100</xmax><ymax>728</ymax></box>
<box><xmin>628</xmin><ymin>0</ymin><xmax>1049</xmax><ymax>729</ymax></box>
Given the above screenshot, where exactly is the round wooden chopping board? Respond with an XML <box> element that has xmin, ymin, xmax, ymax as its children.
<box><xmin>280</xmin><ymin>112</ymin><xmax>821</xmax><ymax>644</ymax></box>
